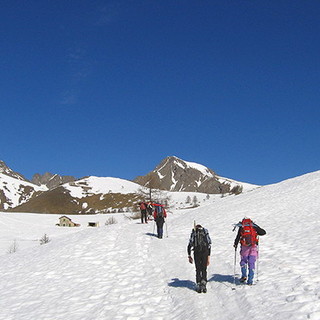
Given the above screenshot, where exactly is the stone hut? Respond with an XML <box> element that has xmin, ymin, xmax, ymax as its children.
<box><xmin>58</xmin><ymin>216</ymin><xmax>80</xmax><ymax>227</ymax></box>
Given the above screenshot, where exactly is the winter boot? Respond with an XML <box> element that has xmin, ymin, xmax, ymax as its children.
<box><xmin>196</xmin><ymin>283</ymin><xmax>202</xmax><ymax>293</ymax></box>
<box><xmin>200</xmin><ymin>280</ymin><xmax>207</xmax><ymax>293</ymax></box>
<box><xmin>247</xmin><ymin>268</ymin><xmax>254</xmax><ymax>285</ymax></box>
<box><xmin>240</xmin><ymin>276</ymin><xmax>247</xmax><ymax>283</ymax></box>
<box><xmin>240</xmin><ymin>266</ymin><xmax>247</xmax><ymax>283</ymax></box>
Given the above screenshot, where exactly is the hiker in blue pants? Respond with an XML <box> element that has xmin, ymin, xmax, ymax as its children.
<box><xmin>153</xmin><ymin>204</ymin><xmax>167</xmax><ymax>238</ymax></box>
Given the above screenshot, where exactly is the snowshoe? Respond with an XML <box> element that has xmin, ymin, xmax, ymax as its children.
<box><xmin>239</xmin><ymin>276</ymin><xmax>247</xmax><ymax>283</ymax></box>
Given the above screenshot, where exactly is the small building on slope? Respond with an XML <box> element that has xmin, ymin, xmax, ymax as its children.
<box><xmin>57</xmin><ymin>216</ymin><xmax>80</xmax><ymax>227</ymax></box>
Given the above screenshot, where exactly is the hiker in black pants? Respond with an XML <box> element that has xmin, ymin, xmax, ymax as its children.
<box><xmin>187</xmin><ymin>224</ymin><xmax>211</xmax><ymax>293</ymax></box>
<box><xmin>139</xmin><ymin>202</ymin><xmax>147</xmax><ymax>224</ymax></box>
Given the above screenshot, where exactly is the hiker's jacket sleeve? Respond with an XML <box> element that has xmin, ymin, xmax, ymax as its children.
<box><xmin>234</xmin><ymin>228</ymin><xmax>242</xmax><ymax>247</ymax></box>
<box><xmin>205</xmin><ymin>229</ymin><xmax>212</xmax><ymax>256</ymax></box>
<box><xmin>254</xmin><ymin>224</ymin><xmax>266</xmax><ymax>236</ymax></box>
<box><xmin>187</xmin><ymin>231</ymin><xmax>194</xmax><ymax>256</ymax></box>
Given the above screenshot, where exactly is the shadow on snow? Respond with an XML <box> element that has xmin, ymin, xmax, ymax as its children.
<box><xmin>168</xmin><ymin>278</ymin><xmax>195</xmax><ymax>291</ymax></box>
<box><xmin>145</xmin><ymin>232</ymin><xmax>158</xmax><ymax>238</ymax></box>
<box><xmin>168</xmin><ymin>274</ymin><xmax>237</xmax><ymax>291</ymax></box>
<box><xmin>208</xmin><ymin>274</ymin><xmax>235</xmax><ymax>284</ymax></box>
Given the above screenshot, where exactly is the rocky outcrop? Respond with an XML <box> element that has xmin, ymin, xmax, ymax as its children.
<box><xmin>32</xmin><ymin>172</ymin><xmax>76</xmax><ymax>190</ymax></box>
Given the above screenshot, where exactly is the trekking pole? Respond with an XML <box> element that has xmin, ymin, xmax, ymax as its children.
<box><xmin>153</xmin><ymin>220</ymin><xmax>155</xmax><ymax>236</ymax></box>
<box><xmin>232</xmin><ymin>247</ymin><xmax>237</xmax><ymax>290</ymax></box>
<box><xmin>256</xmin><ymin>244</ymin><xmax>260</xmax><ymax>282</ymax></box>
<box><xmin>165</xmin><ymin>218</ymin><xmax>168</xmax><ymax>238</ymax></box>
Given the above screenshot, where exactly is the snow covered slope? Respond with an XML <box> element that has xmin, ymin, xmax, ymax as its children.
<box><xmin>10</xmin><ymin>175</ymin><xmax>224</xmax><ymax>214</ymax></box>
<box><xmin>10</xmin><ymin>176</ymin><xmax>145</xmax><ymax>214</ymax></box>
<box><xmin>65</xmin><ymin>176</ymin><xmax>142</xmax><ymax>197</ymax></box>
<box><xmin>0</xmin><ymin>170</ymin><xmax>319</xmax><ymax>319</ymax></box>
<box><xmin>0</xmin><ymin>173</ymin><xmax>46</xmax><ymax>210</ymax></box>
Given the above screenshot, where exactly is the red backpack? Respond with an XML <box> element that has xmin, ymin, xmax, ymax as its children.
<box><xmin>240</xmin><ymin>218</ymin><xmax>258</xmax><ymax>247</ymax></box>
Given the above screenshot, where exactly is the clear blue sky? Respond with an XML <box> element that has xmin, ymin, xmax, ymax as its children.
<box><xmin>1</xmin><ymin>0</ymin><xmax>319</xmax><ymax>185</ymax></box>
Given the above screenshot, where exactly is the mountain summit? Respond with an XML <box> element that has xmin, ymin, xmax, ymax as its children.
<box><xmin>133</xmin><ymin>156</ymin><xmax>247</xmax><ymax>194</ymax></box>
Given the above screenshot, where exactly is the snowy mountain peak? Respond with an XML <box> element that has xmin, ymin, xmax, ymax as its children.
<box><xmin>134</xmin><ymin>156</ymin><xmax>251</xmax><ymax>194</ymax></box>
<box><xmin>168</xmin><ymin>156</ymin><xmax>215</xmax><ymax>178</ymax></box>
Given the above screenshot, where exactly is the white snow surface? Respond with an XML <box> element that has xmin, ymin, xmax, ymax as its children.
<box><xmin>216</xmin><ymin>175</ymin><xmax>259</xmax><ymax>192</ymax></box>
<box><xmin>173</xmin><ymin>157</ymin><xmax>258</xmax><ymax>191</ymax></box>
<box><xmin>65</xmin><ymin>176</ymin><xmax>142</xmax><ymax>198</ymax></box>
<box><xmin>0</xmin><ymin>171</ymin><xmax>320</xmax><ymax>319</ymax></box>
<box><xmin>180</xmin><ymin>159</ymin><xmax>214</xmax><ymax>178</ymax></box>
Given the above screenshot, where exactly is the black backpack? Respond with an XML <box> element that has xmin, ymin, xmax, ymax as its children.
<box><xmin>194</xmin><ymin>228</ymin><xmax>209</xmax><ymax>252</ymax></box>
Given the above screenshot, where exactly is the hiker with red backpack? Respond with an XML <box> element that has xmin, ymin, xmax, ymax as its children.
<box><xmin>139</xmin><ymin>202</ymin><xmax>148</xmax><ymax>224</ymax></box>
<box><xmin>153</xmin><ymin>204</ymin><xmax>167</xmax><ymax>238</ymax></box>
<box><xmin>233</xmin><ymin>218</ymin><xmax>266</xmax><ymax>285</ymax></box>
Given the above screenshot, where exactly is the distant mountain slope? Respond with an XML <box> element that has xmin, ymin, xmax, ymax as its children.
<box><xmin>133</xmin><ymin>156</ymin><xmax>256</xmax><ymax>194</ymax></box>
<box><xmin>0</xmin><ymin>173</ymin><xmax>46</xmax><ymax>210</ymax></box>
<box><xmin>2</xmin><ymin>157</ymin><xmax>257</xmax><ymax>214</ymax></box>
<box><xmin>0</xmin><ymin>160</ymin><xmax>76</xmax><ymax>210</ymax></box>
<box><xmin>32</xmin><ymin>172</ymin><xmax>76</xmax><ymax>190</ymax></box>
<box><xmin>10</xmin><ymin>176</ymin><xmax>143</xmax><ymax>214</ymax></box>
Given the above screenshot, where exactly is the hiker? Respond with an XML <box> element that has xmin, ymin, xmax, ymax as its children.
<box><xmin>139</xmin><ymin>202</ymin><xmax>148</xmax><ymax>224</ymax></box>
<box><xmin>187</xmin><ymin>224</ymin><xmax>211</xmax><ymax>293</ymax></box>
<box><xmin>233</xmin><ymin>217</ymin><xmax>266</xmax><ymax>285</ymax></box>
<box><xmin>146</xmin><ymin>202</ymin><xmax>153</xmax><ymax>220</ymax></box>
<box><xmin>153</xmin><ymin>204</ymin><xmax>167</xmax><ymax>238</ymax></box>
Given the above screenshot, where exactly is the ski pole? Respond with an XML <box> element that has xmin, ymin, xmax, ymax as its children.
<box><xmin>232</xmin><ymin>247</ymin><xmax>237</xmax><ymax>290</ymax></box>
<box><xmin>153</xmin><ymin>220</ymin><xmax>155</xmax><ymax>236</ymax></box>
<box><xmin>165</xmin><ymin>218</ymin><xmax>168</xmax><ymax>237</ymax></box>
<box><xmin>256</xmin><ymin>244</ymin><xmax>260</xmax><ymax>282</ymax></box>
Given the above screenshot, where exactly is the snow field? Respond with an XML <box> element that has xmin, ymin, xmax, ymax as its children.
<box><xmin>0</xmin><ymin>170</ymin><xmax>320</xmax><ymax>319</ymax></box>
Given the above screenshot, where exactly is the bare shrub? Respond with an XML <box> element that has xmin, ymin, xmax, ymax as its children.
<box><xmin>7</xmin><ymin>240</ymin><xmax>18</xmax><ymax>254</ymax></box>
<box><xmin>105</xmin><ymin>217</ymin><xmax>117</xmax><ymax>225</ymax></box>
<box><xmin>40</xmin><ymin>234</ymin><xmax>50</xmax><ymax>245</ymax></box>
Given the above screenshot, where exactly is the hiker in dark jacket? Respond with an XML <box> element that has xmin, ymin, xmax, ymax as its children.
<box><xmin>187</xmin><ymin>224</ymin><xmax>211</xmax><ymax>293</ymax></box>
<box><xmin>234</xmin><ymin>218</ymin><xmax>266</xmax><ymax>285</ymax></box>
<box><xmin>146</xmin><ymin>202</ymin><xmax>153</xmax><ymax>220</ymax></box>
<box><xmin>153</xmin><ymin>204</ymin><xmax>167</xmax><ymax>238</ymax></box>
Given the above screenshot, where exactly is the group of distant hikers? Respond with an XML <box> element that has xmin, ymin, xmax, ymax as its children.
<box><xmin>138</xmin><ymin>202</ymin><xmax>266</xmax><ymax>293</ymax></box>
<box><xmin>139</xmin><ymin>202</ymin><xmax>167</xmax><ymax>239</ymax></box>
